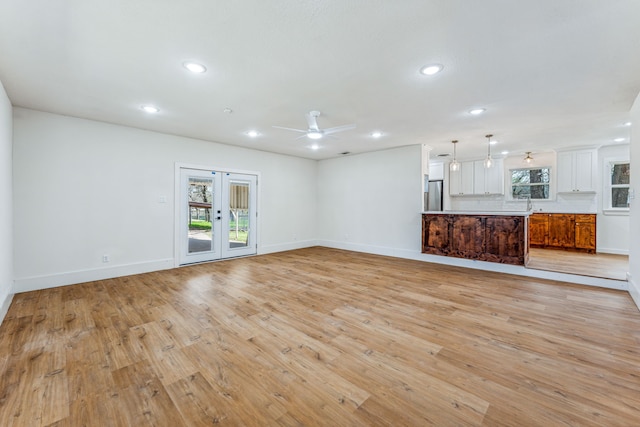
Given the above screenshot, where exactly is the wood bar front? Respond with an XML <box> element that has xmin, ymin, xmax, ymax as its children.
<box><xmin>422</xmin><ymin>213</ymin><xmax>529</xmax><ymax>265</ymax></box>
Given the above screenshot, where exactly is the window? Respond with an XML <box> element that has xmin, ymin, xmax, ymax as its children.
<box><xmin>511</xmin><ymin>167</ymin><xmax>550</xmax><ymax>199</ymax></box>
<box><xmin>605</xmin><ymin>161</ymin><xmax>630</xmax><ymax>213</ymax></box>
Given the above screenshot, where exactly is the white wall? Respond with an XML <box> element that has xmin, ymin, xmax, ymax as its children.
<box><xmin>597</xmin><ymin>144</ymin><xmax>630</xmax><ymax>254</ymax></box>
<box><xmin>0</xmin><ymin>80</ymin><xmax>13</xmax><ymax>321</ymax></box>
<box><xmin>629</xmin><ymin>93</ymin><xmax>640</xmax><ymax>311</ymax></box>
<box><xmin>13</xmin><ymin>108</ymin><xmax>317</xmax><ymax>292</ymax></box>
<box><xmin>317</xmin><ymin>145</ymin><xmax>422</xmax><ymax>257</ymax></box>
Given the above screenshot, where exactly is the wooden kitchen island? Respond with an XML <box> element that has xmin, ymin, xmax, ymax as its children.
<box><xmin>422</xmin><ymin>212</ymin><xmax>530</xmax><ymax>266</ymax></box>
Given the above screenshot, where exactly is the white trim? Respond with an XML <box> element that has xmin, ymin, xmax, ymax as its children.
<box><xmin>597</xmin><ymin>247</ymin><xmax>629</xmax><ymax>255</ymax></box>
<box><xmin>0</xmin><ymin>292</ymin><xmax>14</xmax><ymax>325</ymax></box>
<box><xmin>602</xmin><ymin>208</ymin><xmax>629</xmax><ymax>216</ymax></box>
<box><xmin>13</xmin><ymin>258</ymin><xmax>174</xmax><ymax>293</ymax></box>
<box><xmin>628</xmin><ymin>276</ymin><xmax>640</xmax><ymax>313</ymax></box>
<box><xmin>316</xmin><ymin>240</ymin><xmax>628</xmax><ymax>291</ymax></box>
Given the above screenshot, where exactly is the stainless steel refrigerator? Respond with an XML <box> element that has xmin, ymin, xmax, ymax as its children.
<box><xmin>426</xmin><ymin>180</ymin><xmax>443</xmax><ymax>211</ymax></box>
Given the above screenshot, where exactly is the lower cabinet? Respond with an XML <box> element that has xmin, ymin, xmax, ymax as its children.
<box><xmin>529</xmin><ymin>213</ymin><xmax>596</xmax><ymax>253</ymax></box>
<box><xmin>422</xmin><ymin>214</ymin><xmax>527</xmax><ymax>265</ymax></box>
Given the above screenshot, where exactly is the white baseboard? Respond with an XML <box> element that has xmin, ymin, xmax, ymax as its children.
<box><xmin>13</xmin><ymin>258</ymin><xmax>175</xmax><ymax>293</ymax></box>
<box><xmin>628</xmin><ymin>276</ymin><xmax>640</xmax><ymax>312</ymax></box>
<box><xmin>316</xmin><ymin>239</ymin><xmax>628</xmax><ymax>291</ymax></box>
<box><xmin>0</xmin><ymin>291</ymin><xmax>14</xmax><ymax>325</ymax></box>
<box><xmin>597</xmin><ymin>247</ymin><xmax>629</xmax><ymax>255</ymax></box>
<box><xmin>259</xmin><ymin>239</ymin><xmax>318</xmax><ymax>255</ymax></box>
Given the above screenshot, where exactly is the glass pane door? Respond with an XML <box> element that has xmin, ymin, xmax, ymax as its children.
<box><xmin>222</xmin><ymin>173</ymin><xmax>257</xmax><ymax>258</ymax></box>
<box><xmin>180</xmin><ymin>169</ymin><xmax>222</xmax><ymax>264</ymax></box>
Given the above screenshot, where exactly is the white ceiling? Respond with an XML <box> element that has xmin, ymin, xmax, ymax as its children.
<box><xmin>1</xmin><ymin>1</ymin><xmax>639</xmax><ymax>160</ymax></box>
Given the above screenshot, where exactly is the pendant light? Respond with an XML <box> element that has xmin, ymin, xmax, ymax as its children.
<box><xmin>484</xmin><ymin>134</ymin><xmax>494</xmax><ymax>168</ymax></box>
<box><xmin>449</xmin><ymin>140</ymin><xmax>460</xmax><ymax>172</ymax></box>
<box><xmin>524</xmin><ymin>152</ymin><xmax>534</xmax><ymax>164</ymax></box>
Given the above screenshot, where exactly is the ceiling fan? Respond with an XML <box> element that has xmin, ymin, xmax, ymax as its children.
<box><xmin>273</xmin><ymin>111</ymin><xmax>356</xmax><ymax>140</ymax></box>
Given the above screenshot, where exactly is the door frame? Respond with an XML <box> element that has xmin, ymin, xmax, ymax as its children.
<box><xmin>174</xmin><ymin>162</ymin><xmax>261</xmax><ymax>268</ymax></box>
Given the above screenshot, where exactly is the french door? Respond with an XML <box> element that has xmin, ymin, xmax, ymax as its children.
<box><xmin>179</xmin><ymin>168</ymin><xmax>257</xmax><ymax>265</ymax></box>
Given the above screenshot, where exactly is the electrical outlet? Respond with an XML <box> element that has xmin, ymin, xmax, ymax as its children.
<box><xmin>102</xmin><ymin>254</ymin><xmax>110</xmax><ymax>263</ymax></box>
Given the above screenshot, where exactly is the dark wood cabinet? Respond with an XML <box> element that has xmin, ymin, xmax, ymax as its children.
<box><xmin>548</xmin><ymin>214</ymin><xmax>575</xmax><ymax>249</ymax></box>
<box><xmin>422</xmin><ymin>214</ymin><xmax>527</xmax><ymax>265</ymax></box>
<box><xmin>528</xmin><ymin>213</ymin><xmax>595</xmax><ymax>253</ymax></box>
<box><xmin>575</xmin><ymin>214</ymin><xmax>596</xmax><ymax>251</ymax></box>
<box><xmin>485</xmin><ymin>216</ymin><xmax>526</xmax><ymax>263</ymax></box>
<box><xmin>422</xmin><ymin>215</ymin><xmax>451</xmax><ymax>253</ymax></box>
<box><xmin>529</xmin><ymin>213</ymin><xmax>549</xmax><ymax>246</ymax></box>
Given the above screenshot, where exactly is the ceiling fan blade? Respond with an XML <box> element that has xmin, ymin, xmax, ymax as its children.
<box><xmin>323</xmin><ymin>123</ymin><xmax>356</xmax><ymax>135</ymax></box>
<box><xmin>272</xmin><ymin>125</ymin><xmax>307</xmax><ymax>133</ymax></box>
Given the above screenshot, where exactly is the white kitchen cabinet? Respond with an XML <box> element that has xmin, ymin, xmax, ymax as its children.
<box><xmin>557</xmin><ymin>149</ymin><xmax>596</xmax><ymax>193</ymax></box>
<box><xmin>450</xmin><ymin>160</ymin><xmax>503</xmax><ymax>196</ymax></box>
<box><xmin>473</xmin><ymin>159</ymin><xmax>504</xmax><ymax>195</ymax></box>
<box><xmin>449</xmin><ymin>161</ymin><xmax>474</xmax><ymax>195</ymax></box>
<box><xmin>429</xmin><ymin>162</ymin><xmax>444</xmax><ymax>181</ymax></box>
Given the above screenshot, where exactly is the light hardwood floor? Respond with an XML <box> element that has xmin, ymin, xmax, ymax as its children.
<box><xmin>1</xmin><ymin>247</ymin><xmax>640</xmax><ymax>426</ymax></box>
<box><xmin>527</xmin><ymin>248</ymin><xmax>629</xmax><ymax>281</ymax></box>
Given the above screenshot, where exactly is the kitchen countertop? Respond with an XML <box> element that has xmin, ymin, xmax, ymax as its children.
<box><xmin>423</xmin><ymin>210</ymin><xmax>532</xmax><ymax>216</ymax></box>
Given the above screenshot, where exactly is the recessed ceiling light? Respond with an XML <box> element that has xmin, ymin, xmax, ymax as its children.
<box><xmin>141</xmin><ymin>105</ymin><xmax>159</xmax><ymax>113</ymax></box>
<box><xmin>183</xmin><ymin>62</ymin><xmax>207</xmax><ymax>73</ymax></box>
<box><xmin>419</xmin><ymin>64</ymin><xmax>443</xmax><ymax>76</ymax></box>
<box><xmin>223</xmin><ymin>108</ymin><xmax>233</xmax><ymax>114</ymax></box>
<box><xmin>371</xmin><ymin>131</ymin><xmax>383</xmax><ymax>138</ymax></box>
<box><xmin>246</xmin><ymin>130</ymin><xmax>259</xmax><ymax>138</ymax></box>
<box><xmin>614</xmin><ymin>137</ymin><xmax>625</xmax><ymax>142</ymax></box>
<box><xmin>501</xmin><ymin>151</ymin><xmax>509</xmax><ymax>155</ymax></box>
<box><xmin>469</xmin><ymin>108</ymin><xmax>486</xmax><ymax>115</ymax></box>
<box><xmin>623</xmin><ymin>121</ymin><xmax>632</xmax><ymax>126</ymax></box>
<box><xmin>311</xmin><ymin>144</ymin><xmax>320</xmax><ymax>150</ymax></box>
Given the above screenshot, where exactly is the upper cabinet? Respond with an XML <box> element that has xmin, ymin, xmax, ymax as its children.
<box><xmin>449</xmin><ymin>161</ymin><xmax>474</xmax><ymax>195</ymax></box>
<box><xmin>429</xmin><ymin>162</ymin><xmax>445</xmax><ymax>181</ymax></box>
<box><xmin>557</xmin><ymin>149</ymin><xmax>596</xmax><ymax>193</ymax></box>
<box><xmin>450</xmin><ymin>159</ymin><xmax>504</xmax><ymax>196</ymax></box>
<box><xmin>474</xmin><ymin>159</ymin><xmax>504</xmax><ymax>195</ymax></box>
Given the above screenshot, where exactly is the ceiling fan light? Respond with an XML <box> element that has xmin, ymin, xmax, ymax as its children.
<box><xmin>307</xmin><ymin>131</ymin><xmax>323</xmax><ymax>140</ymax></box>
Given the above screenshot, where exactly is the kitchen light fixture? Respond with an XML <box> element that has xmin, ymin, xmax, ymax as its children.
<box><xmin>183</xmin><ymin>62</ymin><xmax>207</xmax><ymax>73</ymax></box>
<box><xmin>141</xmin><ymin>105</ymin><xmax>159</xmax><ymax>113</ymax></box>
<box><xmin>484</xmin><ymin>134</ymin><xmax>494</xmax><ymax>168</ymax></box>
<box><xmin>523</xmin><ymin>152</ymin><xmax>534</xmax><ymax>164</ymax></box>
<box><xmin>449</xmin><ymin>140</ymin><xmax>460</xmax><ymax>172</ymax></box>
<box><xmin>420</xmin><ymin>64</ymin><xmax>443</xmax><ymax>75</ymax></box>
<box><xmin>469</xmin><ymin>108</ymin><xmax>486</xmax><ymax>115</ymax></box>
